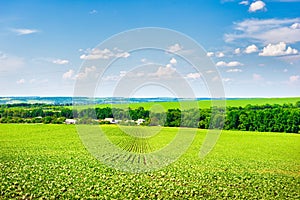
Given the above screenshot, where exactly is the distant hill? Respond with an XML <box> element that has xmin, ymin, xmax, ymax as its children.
<box><xmin>1</xmin><ymin>97</ymin><xmax>299</xmax><ymax>109</ymax></box>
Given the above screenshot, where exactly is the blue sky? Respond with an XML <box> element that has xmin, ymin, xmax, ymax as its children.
<box><xmin>0</xmin><ymin>0</ymin><xmax>299</xmax><ymax>97</ymax></box>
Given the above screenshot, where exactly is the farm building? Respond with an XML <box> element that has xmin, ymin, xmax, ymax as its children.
<box><xmin>65</xmin><ymin>119</ymin><xmax>76</xmax><ymax>124</ymax></box>
<box><xmin>104</xmin><ymin>118</ymin><xmax>116</xmax><ymax>123</ymax></box>
<box><xmin>136</xmin><ymin>119</ymin><xmax>145</xmax><ymax>125</ymax></box>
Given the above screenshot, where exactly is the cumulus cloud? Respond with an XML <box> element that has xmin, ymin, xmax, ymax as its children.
<box><xmin>16</xmin><ymin>79</ymin><xmax>25</xmax><ymax>84</ymax></box>
<box><xmin>216</xmin><ymin>61</ymin><xmax>244</xmax><ymax>67</ymax></box>
<box><xmin>53</xmin><ymin>59</ymin><xmax>69</xmax><ymax>65</ymax></box>
<box><xmin>141</xmin><ymin>58</ymin><xmax>147</xmax><ymax>63</ymax></box>
<box><xmin>249</xmin><ymin>1</ymin><xmax>266</xmax><ymax>12</ymax></box>
<box><xmin>89</xmin><ymin>9</ymin><xmax>98</xmax><ymax>14</ymax></box>
<box><xmin>12</xmin><ymin>28</ymin><xmax>39</xmax><ymax>35</ymax></box>
<box><xmin>234</xmin><ymin>48</ymin><xmax>241</xmax><ymax>54</ymax></box>
<box><xmin>80</xmin><ymin>48</ymin><xmax>130</xmax><ymax>60</ymax></box>
<box><xmin>76</xmin><ymin>66</ymin><xmax>97</xmax><ymax>80</ymax></box>
<box><xmin>216</xmin><ymin>52</ymin><xmax>225</xmax><ymax>58</ymax></box>
<box><xmin>154</xmin><ymin>64</ymin><xmax>176</xmax><ymax>77</ymax></box>
<box><xmin>170</xmin><ymin>57</ymin><xmax>177</xmax><ymax>65</ymax></box>
<box><xmin>239</xmin><ymin>1</ymin><xmax>249</xmax><ymax>5</ymax></box>
<box><xmin>226</xmin><ymin>68</ymin><xmax>242</xmax><ymax>72</ymax></box>
<box><xmin>206</xmin><ymin>51</ymin><xmax>224</xmax><ymax>57</ymax></box>
<box><xmin>244</xmin><ymin>44</ymin><xmax>259</xmax><ymax>54</ymax></box>
<box><xmin>207</xmin><ymin>52</ymin><xmax>214</xmax><ymax>57</ymax></box>
<box><xmin>222</xmin><ymin>78</ymin><xmax>233</xmax><ymax>82</ymax></box>
<box><xmin>186</xmin><ymin>72</ymin><xmax>201</xmax><ymax>79</ymax></box>
<box><xmin>102</xmin><ymin>75</ymin><xmax>120</xmax><ymax>81</ymax></box>
<box><xmin>259</xmin><ymin>42</ymin><xmax>298</xmax><ymax>56</ymax></box>
<box><xmin>102</xmin><ymin>71</ymin><xmax>130</xmax><ymax>82</ymax></box>
<box><xmin>290</xmin><ymin>23</ymin><xmax>300</xmax><ymax>29</ymax></box>
<box><xmin>120</xmin><ymin>71</ymin><xmax>127</xmax><ymax>77</ymax></box>
<box><xmin>225</xmin><ymin>18</ymin><xmax>300</xmax><ymax>44</ymax></box>
<box><xmin>62</xmin><ymin>69</ymin><xmax>75</xmax><ymax>80</ymax></box>
<box><xmin>167</xmin><ymin>43</ymin><xmax>182</xmax><ymax>53</ymax></box>
<box><xmin>149</xmin><ymin>57</ymin><xmax>179</xmax><ymax>78</ymax></box>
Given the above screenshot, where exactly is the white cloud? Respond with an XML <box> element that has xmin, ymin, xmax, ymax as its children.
<box><xmin>216</xmin><ymin>61</ymin><xmax>244</xmax><ymax>67</ymax></box>
<box><xmin>226</xmin><ymin>68</ymin><xmax>242</xmax><ymax>72</ymax></box>
<box><xmin>16</xmin><ymin>79</ymin><xmax>25</xmax><ymax>84</ymax></box>
<box><xmin>75</xmin><ymin>66</ymin><xmax>97</xmax><ymax>80</ymax></box>
<box><xmin>234</xmin><ymin>48</ymin><xmax>241</xmax><ymax>54</ymax></box>
<box><xmin>115</xmin><ymin>52</ymin><xmax>130</xmax><ymax>58</ymax></box>
<box><xmin>80</xmin><ymin>48</ymin><xmax>130</xmax><ymax>60</ymax></box>
<box><xmin>53</xmin><ymin>59</ymin><xmax>69</xmax><ymax>65</ymax></box>
<box><xmin>89</xmin><ymin>9</ymin><xmax>98</xmax><ymax>14</ymax></box>
<box><xmin>206</xmin><ymin>51</ymin><xmax>224</xmax><ymax>57</ymax></box>
<box><xmin>253</xmin><ymin>73</ymin><xmax>263</xmax><ymax>81</ymax></box>
<box><xmin>141</xmin><ymin>58</ymin><xmax>147</xmax><ymax>63</ymax></box>
<box><xmin>62</xmin><ymin>69</ymin><xmax>75</xmax><ymax>80</ymax></box>
<box><xmin>289</xmin><ymin>75</ymin><xmax>299</xmax><ymax>82</ymax></box>
<box><xmin>153</xmin><ymin>64</ymin><xmax>176</xmax><ymax>77</ymax></box>
<box><xmin>222</xmin><ymin>78</ymin><xmax>233</xmax><ymax>82</ymax></box>
<box><xmin>207</xmin><ymin>52</ymin><xmax>214</xmax><ymax>57</ymax></box>
<box><xmin>244</xmin><ymin>44</ymin><xmax>259</xmax><ymax>54</ymax></box>
<box><xmin>12</xmin><ymin>28</ymin><xmax>39</xmax><ymax>35</ymax></box>
<box><xmin>249</xmin><ymin>1</ymin><xmax>266</xmax><ymax>12</ymax></box>
<box><xmin>102</xmin><ymin>75</ymin><xmax>120</xmax><ymax>81</ymax></box>
<box><xmin>259</xmin><ymin>42</ymin><xmax>298</xmax><ymax>56</ymax></box>
<box><xmin>120</xmin><ymin>71</ymin><xmax>127</xmax><ymax>77</ymax></box>
<box><xmin>102</xmin><ymin>71</ymin><xmax>129</xmax><ymax>82</ymax></box>
<box><xmin>167</xmin><ymin>43</ymin><xmax>182</xmax><ymax>53</ymax></box>
<box><xmin>186</xmin><ymin>72</ymin><xmax>201</xmax><ymax>79</ymax></box>
<box><xmin>170</xmin><ymin>57</ymin><xmax>177</xmax><ymax>65</ymax></box>
<box><xmin>239</xmin><ymin>1</ymin><xmax>249</xmax><ymax>5</ymax></box>
<box><xmin>290</xmin><ymin>23</ymin><xmax>300</xmax><ymax>29</ymax></box>
<box><xmin>216</xmin><ymin>61</ymin><xmax>227</xmax><ymax>67</ymax></box>
<box><xmin>225</xmin><ymin>18</ymin><xmax>300</xmax><ymax>44</ymax></box>
<box><xmin>216</xmin><ymin>52</ymin><xmax>225</xmax><ymax>58</ymax></box>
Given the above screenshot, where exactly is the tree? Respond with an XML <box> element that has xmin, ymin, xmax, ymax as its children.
<box><xmin>165</xmin><ymin>109</ymin><xmax>181</xmax><ymax>127</ymax></box>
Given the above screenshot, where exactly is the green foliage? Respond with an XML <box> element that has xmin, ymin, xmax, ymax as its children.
<box><xmin>0</xmin><ymin>124</ymin><xmax>299</xmax><ymax>199</ymax></box>
<box><xmin>1</xmin><ymin>100</ymin><xmax>300</xmax><ymax>133</ymax></box>
<box><xmin>224</xmin><ymin>104</ymin><xmax>300</xmax><ymax>133</ymax></box>
<box><xmin>165</xmin><ymin>109</ymin><xmax>181</xmax><ymax>127</ymax></box>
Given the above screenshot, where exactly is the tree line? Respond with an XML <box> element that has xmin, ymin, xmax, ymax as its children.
<box><xmin>0</xmin><ymin>102</ymin><xmax>299</xmax><ymax>133</ymax></box>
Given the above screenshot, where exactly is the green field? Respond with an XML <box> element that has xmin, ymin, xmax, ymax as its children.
<box><xmin>72</xmin><ymin>97</ymin><xmax>300</xmax><ymax>110</ymax></box>
<box><xmin>1</xmin><ymin>124</ymin><xmax>299</xmax><ymax>199</ymax></box>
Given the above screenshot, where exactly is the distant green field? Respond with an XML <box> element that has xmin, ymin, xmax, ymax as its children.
<box><xmin>1</xmin><ymin>124</ymin><xmax>299</xmax><ymax>199</ymax></box>
<box><xmin>72</xmin><ymin>97</ymin><xmax>300</xmax><ymax>110</ymax></box>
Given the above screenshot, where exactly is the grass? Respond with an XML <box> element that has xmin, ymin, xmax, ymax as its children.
<box><xmin>72</xmin><ymin>97</ymin><xmax>300</xmax><ymax>110</ymax></box>
<box><xmin>1</xmin><ymin>124</ymin><xmax>299</xmax><ymax>199</ymax></box>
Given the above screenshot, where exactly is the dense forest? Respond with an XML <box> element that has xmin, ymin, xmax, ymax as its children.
<box><xmin>0</xmin><ymin>102</ymin><xmax>299</xmax><ymax>133</ymax></box>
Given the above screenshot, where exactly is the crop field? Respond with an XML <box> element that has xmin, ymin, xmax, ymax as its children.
<box><xmin>1</xmin><ymin>124</ymin><xmax>299</xmax><ymax>199</ymax></box>
<box><xmin>71</xmin><ymin>97</ymin><xmax>300</xmax><ymax>110</ymax></box>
